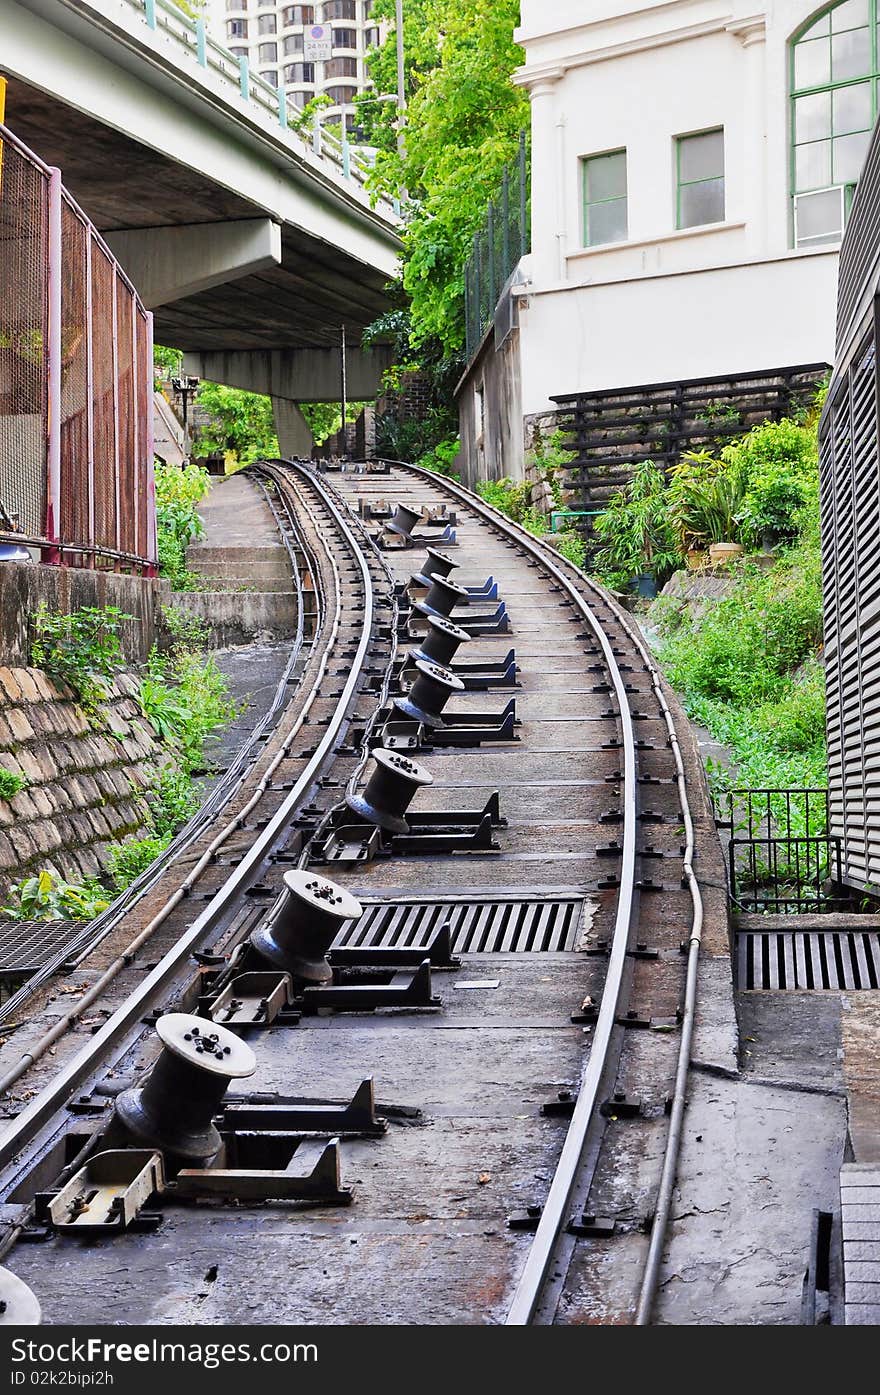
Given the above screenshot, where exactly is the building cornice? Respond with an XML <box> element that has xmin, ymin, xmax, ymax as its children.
<box><xmin>513</xmin><ymin>12</ymin><xmax>757</xmax><ymax>88</ymax></box>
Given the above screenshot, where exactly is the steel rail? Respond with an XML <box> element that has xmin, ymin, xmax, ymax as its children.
<box><xmin>0</xmin><ymin>461</ymin><xmax>375</xmax><ymax>1171</ymax></box>
<box><xmin>0</xmin><ymin>468</ymin><xmax>310</xmax><ymax>1025</ymax></box>
<box><xmin>369</xmin><ymin>457</ymin><xmax>701</xmax><ymax>1325</ymax></box>
<box><xmin>313</xmin><ymin>458</ymin><xmax>638</xmax><ymax>1324</ymax></box>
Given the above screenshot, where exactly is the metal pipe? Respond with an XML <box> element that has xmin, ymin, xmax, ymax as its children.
<box><xmin>44</xmin><ymin>167</ymin><xmax>62</xmax><ymax>564</ymax></box>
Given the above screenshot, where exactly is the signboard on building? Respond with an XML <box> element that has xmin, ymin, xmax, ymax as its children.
<box><xmin>304</xmin><ymin>24</ymin><xmax>332</xmax><ymax>62</ymax></box>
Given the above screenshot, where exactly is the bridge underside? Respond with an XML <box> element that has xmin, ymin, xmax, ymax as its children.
<box><xmin>2</xmin><ymin>76</ymin><xmax>395</xmax><ymax>401</ymax></box>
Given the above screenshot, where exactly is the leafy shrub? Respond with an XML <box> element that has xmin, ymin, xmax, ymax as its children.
<box><xmin>106</xmin><ymin>833</ymin><xmax>172</xmax><ymax>892</ymax></box>
<box><xmin>150</xmin><ymin>765</ymin><xmax>200</xmax><ymax>838</ymax></box>
<box><xmin>416</xmin><ymin>436</ymin><xmax>460</xmax><ymax>476</ymax></box>
<box><xmin>154</xmin><ymin>461</ymin><xmax>210</xmax><ymax>590</ymax></box>
<box><xmin>30</xmin><ymin>605</ymin><xmax>132</xmax><ymax>708</ymax></box>
<box><xmin>667</xmin><ymin>451</ymin><xmax>745</xmax><ymax>554</ymax></box>
<box><xmin>2</xmin><ymin>869</ymin><xmax>109</xmax><ymax>921</ymax></box>
<box><xmin>593</xmin><ymin>461</ymin><xmax>682</xmax><ymax>588</ymax></box>
<box><xmin>139</xmin><ymin>634</ymin><xmax>237</xmax><ymax>778</ymax></box>
<box><xmin>553</xmin><ymin>531</ymin><xmax>587</xmax><ymax>569</ymax></box>
<box><xmin>0</xmin><ymin>769</ymin><xmax>26</xmax><ymax>800</ymax></box>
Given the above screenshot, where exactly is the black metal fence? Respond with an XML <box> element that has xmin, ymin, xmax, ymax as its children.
<box><xmin>714</xmin><ymin>787</ymin><xmax>850</xmax><ymax>914</ymax></box>
<box><xmin>464</xmin><ymin>132</ymin><xmax>529</xmax><ymax>361</ymax></box>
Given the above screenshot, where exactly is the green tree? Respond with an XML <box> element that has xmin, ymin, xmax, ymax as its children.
<box><xmin>192</xmin><ymin>383</ymin><xmax>279</xmax><ymax>465</ymax></box>
<box><xmin>365</xmin><ymin>0</ymin><xmax>527</xmax><ymax>353</ymax></box>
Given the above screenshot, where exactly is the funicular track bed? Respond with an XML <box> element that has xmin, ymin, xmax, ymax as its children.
<box><xmin>0</xmin><ymin>460</ymin><xmax>705</xmax><ymax>1327</ymax></box>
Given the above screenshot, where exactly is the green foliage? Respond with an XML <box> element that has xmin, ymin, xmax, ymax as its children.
<box><xmin>554</xmin><ymin>531</ymin><xmax>587</xmax><ymax>569</ymax></box>
<box><xmin>30</xmin><ymin>604</ymin><xmax>132</xmax><ymax>708</ymax></box>
<box><xmin>364</xmin><ymin>1</ymin><xmax>528</xmax><ymax>353</ymax></box>
<box><xmin>192</xmin><ymin>382</ymin><xmax>278</xmax><ymax>465</ymax></box>
<box><xmin>140</xmin><ymin>631</ymin><xmax>237</xmax><ymax>779</ymax></box>
<box><xmin>2</xmin><ymin>869</ymin><xmax>109</xmax><ymax>921</ymax></box>
<box><xmin>153</xmin><ymin>343</ymin><xmax>183</xmax><ymax>383</ymax></box>
<box><xmin>727</xmin><ymin>419</ymin><xmax>818</xmax><ymax>548</ymax></box>
<box><xmin>299</xmin><ymin>400</ymin><xmax>367</xmax><ymax>448</ymax></box>
<box><xmin>0</xmin><ymin>769</ymin><xmax>26</xmax><ymax>800</ymax></box>
<box><xmin>666</xmin><ymin>452</ymin><xmax>745</xmax><ymax>554</ymax></box>
<box><xmin>416</xmin><ymin>436</ymin><xmax>459</xmax><ymax>476</ymax></box>
<box><xmin>593</xmin><ymin>462</ymin><xmax>683</xmax><ymax>588</ymax></box>
<box><xmin>154</xmin><ymin>460</ymin><xmax>210</xmax><ymax>590</ymax></box>
<box><xmin>106</xmin><ymin>833</ymin><xmax>172</xmax><ymax>893</ymax></box>
<box><xmin>149</xmin><ymin>765</ymin><xmax>199</xmax><ymax>839</ymax></box>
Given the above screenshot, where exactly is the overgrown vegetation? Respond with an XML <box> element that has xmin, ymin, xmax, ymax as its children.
<box><xmin>0</xmin><ymin>769</ymin><xmax>27</xmax><ymax>800</ymax></box>
<box><xmin>191</xmin><ymin>383</ymin><xmax>279</xmax><ymax>466</ymax></box>
<box><xmin>591</xmin><ymin>414</ymin><xmax>821</xmax><ymax>592</ymax></box>
<box><xmin>2</xmin><ymin>869</ymin><xmax>109</xmax><ymax>921</ymax></box>
<box><xmin>640</xmin><ymin>411</ymin><xmax>827</xmax><ymax>824</ymax></box>
<box><xmin>154</xmin><ymin>460</ymin><xmax>211</xmax><ymax>590</ymax></box>
<box><xmin>30</xmin><ymin>605</ymin><xmax>131</xmax><ymax>709</ymax></box>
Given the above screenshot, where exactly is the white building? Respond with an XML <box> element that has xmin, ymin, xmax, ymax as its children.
<box><xmin>459</xmin><ymin>0</ymin><xmax>870</xmax><ymax>481</ymax></box>
<box><xmin>209</xmin><ymin>0</ymin><xmax>381</xmax><ymax>131</ymax></box>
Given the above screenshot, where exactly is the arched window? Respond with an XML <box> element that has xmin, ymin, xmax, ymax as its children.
<box><xmin>791</xmin><ymin>0</ymin><xmax>879</xmax><ymax>246</ymax></box>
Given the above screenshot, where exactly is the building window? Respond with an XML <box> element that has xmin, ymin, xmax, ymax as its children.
<box><xmin>290</xmin><ymin>88</ymin><xmax>315</xmax><ymax>107</ymax></box>
<box><xmin>582</xmin><ymin>149</ymin><xmax>628</xmax><ymax>246</ymax></box>
<box><xmin>324</xmin><ymin>56</ymin><xmax>358</xmax><ymax>79</ymax></box>
<box><xmin>284</xmin><ymin>62</ymin><xmax>315</xmax><ymax>83</ymax></box>
<box><xmin>333</xmin><ymin>28</ymin><xmax>358</xmax><ymax>49</ymax></box>
<box><xmin>791</xmin><ymin>0</ymin><xmax>879</xmax><ymax>247</ymax></box>
<box><xmin>676</xmin><ymin>129</ymin><xmax>725</xmax><ymax>228</ymax></box>
<box><xmin>261</xmin><ymin>70</ymin><xmax>279</xmax><ymax>88</ymax></box>
<box><xmin>325</xmin><ymin>84</ymin><xmax>358</xmax><ymax>105</ymax></box>
<box><xmin>323</xmin><ymin>1</ymin><xmax>356</xmax><ymax>19</ymax></box>
<box><xmin>258</xmin><ymin>15</ymin><xmax>277</xmax><ymax>35</ymax></box>
<box><xmin>283</xmin><ymin>5</ymin><xmax>315</xmax><ymax>23</ymax></box>
<box><xmin>364</xmin><ymin>26</ymin><xmax>380</xmax><ymax>48</ymax></box>
<box><xmin>258</xmin><ymin>43</ymin><xmax>278</xmax><ymax>63</ymax></box>
<box><xmin>283</xmin><ymin>34</ymin><xmax>304</xmax><ymax>55</ymax></box>
<box><xmin>227</xmin><ymin>18</ymin><xmax>248</xmax><ymax>39</ymax></box>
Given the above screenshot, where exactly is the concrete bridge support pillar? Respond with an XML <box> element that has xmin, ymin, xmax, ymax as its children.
<box><xmin>273</xmin><ymin>400</ymin><xmax>313</xmax><ymax>459</ymax></box>
<box><xmin>182</xmin><ymin>346</ymin><xmax>393</xmax><ymax>404</ymax></box>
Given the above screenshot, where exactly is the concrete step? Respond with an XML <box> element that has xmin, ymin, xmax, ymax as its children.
<box><xmin>191</xmin><ymin>576</ymin><xmax>293</xmax><ymax>593</ymax></box>
<box><xmin>187</xmin><ymin>545</ymin><xmax>287</xmax><ymax>566</ymax></box>
<box><xmin>187</xmin><ymin>557</ymin><xmax>291</xmax><ymax>582</ymax></box>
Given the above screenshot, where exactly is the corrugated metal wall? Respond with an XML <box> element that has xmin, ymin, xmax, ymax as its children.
<box><xmin>820</xmin><ymin>115</ymin><xmax>880</xmax><ymax>893</ymax></box>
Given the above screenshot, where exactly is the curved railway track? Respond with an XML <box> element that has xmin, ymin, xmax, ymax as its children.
<box><xmin>0</xmin><ymin>457</ymin><xmax>708</xmax><ymax>1327</ymax></box>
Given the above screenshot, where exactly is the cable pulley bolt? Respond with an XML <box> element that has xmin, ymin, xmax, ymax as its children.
<box><xmin>115</xmin><ymin>1013</ymin><xmax>255</xmax><ymax>1165</ymax></box>
<box><xmin>345</xmin><ymin>746</ymin><xmax>433</xmax><ymax>834</ymax></box>
<box><xmin>250</xmin><ymin>869</ymin><xmax>363</xmax><ymax>985</ymax></box>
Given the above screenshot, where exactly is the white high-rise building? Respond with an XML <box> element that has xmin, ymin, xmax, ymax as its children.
<box><xmin>207</xmin><ymin>1</ymin><xmax>381</xmax><ymax>132</ymax></box>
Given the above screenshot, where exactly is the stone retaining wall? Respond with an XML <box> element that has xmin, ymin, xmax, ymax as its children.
<box><xmin>0</xmin><ymin>665</ymin><xmax>165</xmax><ymax>895</ymax></box>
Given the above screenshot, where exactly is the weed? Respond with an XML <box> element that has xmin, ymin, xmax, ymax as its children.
<box><xmin>30</xmin><ymin>605</ymin><xmax>133</xmax><ymax>709</ymax></box>
<box><xmin>2</xmin><ymin>869</ymin><xmax>109</xmax><ymax>921</ymax></box>
<box><xmin>0</xmin><ymin>769</ymin><xmax>26</xmax><ymax>800</ymax></box>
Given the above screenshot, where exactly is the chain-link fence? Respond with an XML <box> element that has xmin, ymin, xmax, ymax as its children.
<box><xmin>464</xmin><ymin>132</ymin><xmax>529</xmax><ymax>362</ymax></box>
<box><xmin>0</xmin><ymin>122</ymin><xmax>155</xmax><ymax>571</ymax></box>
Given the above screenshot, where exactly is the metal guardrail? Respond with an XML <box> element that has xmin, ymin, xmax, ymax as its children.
<box><xmin>464</xmin><ymin>132</ymin><xmax>529</xmax><ymax>360</ymax></box>
<box><xmin>0</xmin><ymin>121</ymin><xmax>156</xmax><ymax>572</ymax></box>
<box><xmin>123</xmin><ymin>0</ymin><xmax>393</xmax><ymax>209</ymax></box>
<box><xmin>714</xmin><ymin>786</ymin><xmax>850</xmax><ymax>913</ymax></box>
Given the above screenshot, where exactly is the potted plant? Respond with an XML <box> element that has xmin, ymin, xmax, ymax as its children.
<box><xmin>667</xmin><ymin>451</ymin><xmax>745</xmax><ymax>566</ymax></box>
<box><xmin>593</xmin><ymin>460</ymin><xmax>682</xmax><ymax>594</ymax></box>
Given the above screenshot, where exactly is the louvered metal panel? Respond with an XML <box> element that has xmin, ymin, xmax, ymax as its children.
<box><xmin>820</xmin><ymin>193</ymin><xmax>880</xmax><ymax>894</ymax></box>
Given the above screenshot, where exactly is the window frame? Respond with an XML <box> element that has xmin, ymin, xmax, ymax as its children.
<box><xmin>790</xmin><ymin>1</ymin><xmax>880</xmax><ymax>246</ymax></box>
<box><xmin>675</xmin><ymin>127</ymin><xmax>725</xmax><ymax>230</ymax></box>
<box><xmin>581</xmin><ymin>147</ymin><xmax>629</xmax><ymax>248</ymax></box>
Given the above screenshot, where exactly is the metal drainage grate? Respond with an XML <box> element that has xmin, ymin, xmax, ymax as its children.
<box><xmin>737</xmin><ymin>930</ymin><xmax>880</xmax><ymax>990</ymax></box>
<box><xmin>333</xmin><ymin>897</ymin><xmax>586</xmax><ymax>954</ymax></box>
<box><xmin>0</xmin><ymin>920</ymin><xmax>83</xmax><ymax>980</ymax></box>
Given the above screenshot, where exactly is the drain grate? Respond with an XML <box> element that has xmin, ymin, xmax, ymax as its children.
<box><xmin>737</xmin><ymin>929</ymin><xmax>880</xmax><ymax>990</ymax></box>
<box><xmin>333</xmin><ymin>897</ymin><xmax>586</xmax><ymax>954</ymax></box>
<box><xmin>0</xmin><ymin>920</ymin><xmax>82</xmax><ymax>979</ymax></box>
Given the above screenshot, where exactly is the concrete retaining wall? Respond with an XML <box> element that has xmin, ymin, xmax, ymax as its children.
<box><xmin>0</xmin><ymin>665</ymin><xmax>164</xmax><ymax>895</ymax></box>
<box><xmin>0</xmin><ymin>563</ymin><xmax>161</xmax><ymax>666</ymax></box>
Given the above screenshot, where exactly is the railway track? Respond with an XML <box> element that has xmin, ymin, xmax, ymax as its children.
<box><xmin>0</xmin><ymin>457</ymin><xmax>707</xmax><ymax>1327</ymax></box>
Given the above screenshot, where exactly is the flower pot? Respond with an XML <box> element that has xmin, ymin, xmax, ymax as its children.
<box><xmin>629</xmin><ymin>571</ymin><xmax>658</xmax><ymax>599</ymax></box>
<box><xmin>686</xmin><ymin>548</ymin><xmax>707</xmax><ymax>571</ymax></box>
<box><xmin>708</xmin><ymin>541</ymin><xmax>743</xmax><ymax>568</ymax></box>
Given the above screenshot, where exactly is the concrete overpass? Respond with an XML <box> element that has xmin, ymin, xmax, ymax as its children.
<box><xmin>0</xmin><ymin>0</ymin><xmax>402</xmax><ymax>451</ymax></box>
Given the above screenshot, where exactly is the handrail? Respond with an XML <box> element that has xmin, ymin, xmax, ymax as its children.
<box><xmin>121</xmin><ymin>0</ymin><xmax>381</xmax><ymax>199</ymax></box>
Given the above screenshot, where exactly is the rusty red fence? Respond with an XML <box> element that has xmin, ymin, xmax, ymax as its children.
<box><xmin>0</xmin><ymin>122</ymin><xmax>156</xmax><ymax>572</ymax></box>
